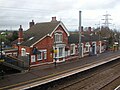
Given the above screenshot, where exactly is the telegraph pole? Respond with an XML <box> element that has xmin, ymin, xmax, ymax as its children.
<box><xmin>79</xmin><ymin>11</ymin><xmax>82</xmax><ymax>58</ymax></box>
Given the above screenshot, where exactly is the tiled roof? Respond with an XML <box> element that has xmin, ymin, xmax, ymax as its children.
<box><xmin>21</xmin><ymin>21</ymin><xmax>61</xmax><ymax>47</ymax></box>
<box><xmin>68</xmin><ymin>32</ymin><xmax>103</xmax><ymax>44</ymax></box>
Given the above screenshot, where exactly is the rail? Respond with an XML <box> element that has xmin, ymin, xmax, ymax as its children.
<box><xmin>58</xmin><ymin>60</ymin><xmax>120</xmax><ymax>90</ymax></box>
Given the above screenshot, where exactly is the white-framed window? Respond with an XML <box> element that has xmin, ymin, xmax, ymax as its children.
<box><xmin>85</xmin><ymin>42</ymin><xmax>90</xmax><ymax>52</ymax></box>
<box><xmin>37</xmin><ymin>52</ymin><xmax>42</xmax><ymax>60</ymax></box>
<box><xmin>31</xmin><ymin>55</ymin><xmax>36</xmax><ymax>62</ymax></box>
<box><xmin>59</xmin><ymin>47</ymin><xmax>63</xmax><ymax>57</ymax></box>
<box><xmin>70</xmin><ymin>44</ymin><xmax>75</xmax><ymax>55</ymax></box>
<box><xmin>55</xmin><ymin>32</ymin><xmax>62</xmax><ymax>43</ymax></box>
<box><xmin>21</xmin><ymin>48</ymin><xmax>26</xmax><ymax>56</ymax></box>
<box><xmin>43</xmin><ymin>52</ymin><xmax>47</xmax><ymax>59</ymax></box>
<box><xmin>37</xmin><ymin>49</ymin><xmax>47</xmax><ymax>60</ymax></box>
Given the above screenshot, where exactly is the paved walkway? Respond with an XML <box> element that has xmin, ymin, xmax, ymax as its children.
<box><xmin>0</xmin><ymin>51</ymin><xmax>120</xmax><ymax>89</ymax></box>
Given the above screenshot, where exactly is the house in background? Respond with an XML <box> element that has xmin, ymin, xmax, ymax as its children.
<box><xmin>68</xmin><ymin>27</ymin><xmax>107</xmax><ymax>58</ymax></box>
<box><xmin>14</xmin><ymin>17</ymin><xmax>70</xmax><ymax>65</ymax></box>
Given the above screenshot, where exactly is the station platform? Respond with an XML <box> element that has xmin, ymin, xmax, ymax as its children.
<box><xmin>0</xmin><ymin>51</ymin><xmax>120</xmax><ymax>90</ymax></box>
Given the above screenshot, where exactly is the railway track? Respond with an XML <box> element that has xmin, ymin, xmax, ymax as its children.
<box><xmin>99</xmin><ymin>75</ymin><xmax>120</xmax><ymax>90</ymax></box>
<box><xmin>30</xmin><ymin>59</ymin><xmax>120</xmax><ymax>90</ymax></box>
<box><xmin>57</xmin><ymin>59</ymin><xmax>120</xmax><ymax>90</ymax></box>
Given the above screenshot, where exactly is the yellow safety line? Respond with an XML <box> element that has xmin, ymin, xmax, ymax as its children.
<box><xmin>0</xmin><ymin>54</ymin><xmax>120</xmax><ymax>89</ymax></box>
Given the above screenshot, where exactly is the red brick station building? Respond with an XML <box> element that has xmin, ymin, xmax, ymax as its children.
<box><xmin>12</xmin><ymin>17</ymin><xmax>106</xmax><ymax>66</ymax></box>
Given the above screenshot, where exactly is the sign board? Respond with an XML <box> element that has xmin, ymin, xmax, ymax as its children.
<box><xmin>54</xmin><ymin>50</ymin><xmax>58</xmax><ymax>54</ymax></box>
<box><xmin>0</xmin><ymin>59</ymin><xmax>5</xmax><ymax>62</ymax></box>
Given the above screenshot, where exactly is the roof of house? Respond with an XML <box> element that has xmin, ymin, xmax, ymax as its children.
<box><xmin>21</xmin><ymin>21</ymin><xmax>69</xmax><ymax>47</ymax></box>
<box><xmin>68</xmin><ymin>32</ymin><xmax>103</xmax><ymax>44</ymax></box>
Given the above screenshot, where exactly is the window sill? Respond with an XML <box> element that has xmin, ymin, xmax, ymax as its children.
<box><xmin>70</xmin><ymin>53</ymin><xmax>75</xmax><ymax>55</ymax></box>
<box><xmin>37</xmin><ymin>59</ymin><xmax>42</xmax><ymax>61</ymax></box>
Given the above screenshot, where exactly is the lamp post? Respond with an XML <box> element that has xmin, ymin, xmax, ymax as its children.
<box><xmin>98</xmin><ymin>23</ymin><xmax>101</xmax><ymax>53</ymax></box>
<box><xmin>54</xmin><ymin>33</ymin><xmax>58</xmax><ymax>67</ymax></box>
<box><xmin>0</xmin><ymin>32</ymin><xmax>5</xmax><ymax>60</ymax></box>
<box><xmin>0</xmin><ymin>38</ymin><xmax>2</xmax><ymax>60</ymax></box>
<box><xmin>54</xmin><ymin>48</ymin><xmax>57</xmax><ymax>67</ymax></box>
<box><xmin>95</xmin><ymin>22</ymin><xmax>101</xmax><ymax>53</ymax></box>
<box><xmin>0</xmin><ymin>32</ymin><xmax>5</xmax><ymax>79</ymax></box>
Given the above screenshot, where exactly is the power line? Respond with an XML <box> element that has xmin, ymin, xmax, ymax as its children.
<box><xmin>102</xmin><ymin>11</ymin><xmax>112</xmax><ymax>28</ymax></box>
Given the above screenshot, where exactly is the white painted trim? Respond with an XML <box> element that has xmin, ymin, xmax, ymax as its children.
<box><xmin>85</xmin><ymin>42</ymin><xmax>90</xmax><ymax>52</ymax></box>
<box><xmin>30</xmin><ymin>35</ymin><xmax>49</xmax><ymax>47</ymax></box>
<box><xmin>70</xmin><ymin>44</ymin><xmax>76</xmax><ymax>55</ymax></box>
<box><xmin>21</xmin><ymin>48</ymin><xmax>26</xmax><ymax>56</ymax></box>
<box><xmin>114</xmin><ymin>85</ymin><xmax>120</xmax><ymax>90</ymax></box>
<box><xmin>37</xmin><ymin>52</ymin><xmax>42</xmax><ymax>61</ymax></box>
<box><xmin>50</xmin><ymin>22</ymin><xmax>70</xmax><ymax>37</ymax></box>
<box><xmin>99</xmin><ymin>41</ymin><xmax>102</xmax><ymax>53</ymax></box>
<box><xmin>92</xmin><ymin>42</ymin><xmax>97</xmax><ymax>54</ymax></box>
<box><xmin>55</xmin><ymin>30</ymin><xmax>63</xmax><ymax>33</ymax></box>
<box><xmin>30</xmin><ymin>22</ymin><xmax>69</xmax><ymax>47</ymax></box>
<box><xmin>38</xmin><ymin>49</ymin><xmax>47</xmax><ymax>52</ymax></box>
<box><xmin>53</xmin><ymin>44</ymin><xmax>65</xmax><ymax>62</ymax></box>
<box><xmin>81</xmin><ymin>43</ymin><xmax>84</xmax><ymax>57</ymax></box>
<box><xmin>18</xmin><ymin>38</ymin><xmax>23</xmax><ymax>39</ymax></box>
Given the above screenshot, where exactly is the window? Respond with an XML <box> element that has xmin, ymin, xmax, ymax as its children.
<box><xmin>70</xmin><ymin>46</ymin><xmax>74</xmax><ymax>54</ymax></box>
<box><xmin>43</xmin><ymin>52</ymin><xmax>47</xmax><ymax>59</ymax></box>
<box><xmin>31</xmin><ymin>55</ymin><xmax>36</xmax><ymax>62</ymax></box>
<box><xmin>28</xmin><ymin>37</ymin><xmax>34</xmax><ymax>41</ymax></box>
<box><xmin>55</xmin><ymin>33</ymin><xmax>62</xmax><ymax>43</ymax></box>
<box><xmin>70</xmin><ymin>45</ymin><xmax>75</xmax><ymax>55</ymax></box>
<box><xmin>86</xmin><ymin>46</ymin><xmax>89</xmax><ymax>52</ymax></box>
<box><xmin>59</xmin><ymin>47</ymin><xmax>63</xmax><ymax>57</ymax></box>
<box><xmin>37</xmin><ymin>52</ymin><xmax>42</xmax><ymax>60</ymax></box>
<box><xmin>21</xmin><ymin>48</ymin><xmax>26</xmax><ymax>56</ymax></box>
<box><xmin>85</xmin><ymin>42</ymin><xmax>90</xmax><ymax>52</ymax></box>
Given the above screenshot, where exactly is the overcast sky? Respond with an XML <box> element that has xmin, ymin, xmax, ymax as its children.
<box><xmin>0</xmin><ymin>0</ymin><xmax>120</xmax><ymax>31</ymax></box>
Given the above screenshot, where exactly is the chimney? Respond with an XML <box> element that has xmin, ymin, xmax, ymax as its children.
<box><xmin>18</xmin><ymin>25</ymin><xmax>23</xmax><ymax>44</ymax></box>
<box><xmin>29</xmin><ymin>20</ymin><xmax>35</xmax><ymax>28</ymax></box>
<box><xmin>81</xmin><ymin>26</ymin><xmax>83</xmax><ymax>33</ymax></box>
<box><xmin>88</xmin><ymin>27</ymin><xmax>92</xmax><ymax>34</ymax></box>
<box><xmin>51</xmin><ymin>17</ymin><xmax>57</xmax><ymax>22</ymax></box>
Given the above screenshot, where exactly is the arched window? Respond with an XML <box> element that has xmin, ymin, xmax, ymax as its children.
<box><xmin>54</xmin><ymin>32</ymin><xmax>63</xmax><ymax>43</ymax></box>
<box><xmin>85</xmin><ymin>42</ymin><xmax>90</xmax><ymax>52</ymax></box>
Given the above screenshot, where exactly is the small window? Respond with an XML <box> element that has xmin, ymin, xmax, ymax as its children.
<box><xmin>85</xmin><ymin>42</ymin><xmax>90</xmax><ymax>52</ymax></box>
<box><xmin>70</xmin><ymin>45</ymin><xmax>75</xmax><ymax>55</ymax></box>
<box><xmin>21</xmin><ymin>48</ymin><xmax>26</xmax><ymax>56</ymax></box>
<box><xmin>37</xmin><ymin>52</ymin><xmax>42</xmax><ymax>60</ymax></box>
<box><xmin>31</xmin><ymin>55</ymin><xmax>36</xmax><ymax>62</ymax></box>
<box><xmin>28</xmin><ymin>37</ymin><xmax>34</xmax><ymax>41</ymax></box>
<box><xmin>43</xmin><ymin>52</ymin><xmax>47</xmax><ymax>59</ymax></box>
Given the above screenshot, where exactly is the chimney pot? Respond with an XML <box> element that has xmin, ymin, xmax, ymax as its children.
<box><xmin>29</xmin><ymin>20</ymin><xmax>35</xmax><ymax>28</ymax></box>
<box><xmin>18</xmin><ymin>25</ymin><xmax>23</xmax><ymax>44</ymax></box>
<box><xmin>88</xmin><ymin>27</ymin><xmax>92</xmax><ymax>32</ymax></box>
<box><xmin>20</xmin><ymin>25</ymin><xmax>22</xmax><ymax>28</ymax></box>
<box><xmin>88</xmin><ymin>27</ymin><xmax>92</xmax><ymax>35</ymax></box>
<box><xmin>51</xmin><ymin>17</ymin><xmax>57</xmax><ymax>22</ymax></box>
<box><xmin>81</xmin><ymin>26</ymin><xmax>83</xmax><ymax>32</ymax></box>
